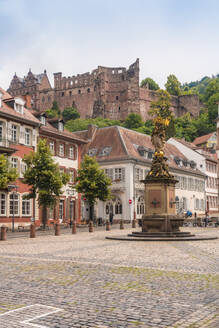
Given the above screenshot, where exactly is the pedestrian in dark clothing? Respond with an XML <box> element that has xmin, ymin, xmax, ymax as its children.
<box><xmin>109</xmin><ymin>212</ymin><xmax>114</xmax><ymax>225</ymax></box>
<box><xmin>204</xmin><ymin>216</ymin><xmax>209</xmax><ymax>227</ymax></box>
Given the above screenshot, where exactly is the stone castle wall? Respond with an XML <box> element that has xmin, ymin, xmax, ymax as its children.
<box><xmin>7</xmin><ymin>60</ymin><xmax>201</xmax><ymax>120</ymax></box>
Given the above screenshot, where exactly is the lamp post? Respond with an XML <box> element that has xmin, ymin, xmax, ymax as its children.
<box><xmin>8</xmin><ymin>184</ymin><xmax>18</xmax><ymax>232</ymax></box>
<box><xmin>66</xmin><ymin>188</ymin><xmax>75</xmax><ymax>227</ymax></box>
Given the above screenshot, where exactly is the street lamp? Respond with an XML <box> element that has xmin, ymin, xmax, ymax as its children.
<box><xmin>8</xmin><ymin>184</ymin><xmax>18</xmax><ymax>232</ymax></box>
<box><xmin>66</xmin><ymin>188</ymin><xmax>76</xmax><ymax>227</ymax></box>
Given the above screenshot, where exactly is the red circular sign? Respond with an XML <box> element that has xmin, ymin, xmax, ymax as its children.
<box><xmin>83</xmin><ymin>197</ymin><xmax>86</xmax><ymax>201</ymax></box>
<box><xmin>129</xmin><ymin>199</ymin><xmax>132</xmax><ymax>204</ymax></box>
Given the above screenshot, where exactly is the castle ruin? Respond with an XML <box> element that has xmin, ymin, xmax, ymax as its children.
<box><xmin>8</xmin><ymin>59</ymin><xmax>201</xmax><ymax>120</ymax></box>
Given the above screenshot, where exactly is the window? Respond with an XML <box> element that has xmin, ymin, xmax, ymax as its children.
<box><xmin>61</xmin><ymin>92</ymin><xmax>65</xmax><ymax>97</ymax></box>
<box><xmin>116</xmin><ymin>96</ymin><xmax>119</xmax><ymax>100</ymax></box>
<box><xmin>87</xmin><ymin>88</ymin><xmax>90</xmax><ymax>93</ymax></box>
<box><xmin>9</xmin><ymin>193</ymin><xmax>19</xmax><ymax>215</ymax></box>
<box><xmin>49</xmin><ymin>141</ymin><xmax>55</xmax><ymax>154</ymax></box>
<box><xmin>69</xmin><ymin>146</ymin><xmax>74</xmax><ymax>159</ymax></box>
<box><xmin>195</xmin><ymin>199</ymin><xmax>199</xmax><ymax>210</ymax></box>
<box><xmin>114</xmin><ymin>168</ymin><xmax>124</xmax><ymax>181</ymax></box>
<box><xmin>137</xmin><ymin>196</ymin><xmax>144</xmax><ymax>215</ymax></box>
<box><xmin>78</xmin><ymin>89</ymin><xmax>81</xmax><ymax>94</ymax></box>
<box><xmin>182</xmin><ymin>197</ymin><xmax>187</xmax><ymax>211</ymax></box>
<box><xmin>135</xmin><ymin>168</ymin><xmax>143</xmax><ymax>181</ymax></box>
<box><xmin>105</xmin><ymin>168</ymin><xmax>113</xmax><ymax>181</ymax></box>
<box><xmin>22</xmin><ymin>199</ymin><xmax>31</xmax><ymax>215</ymax></box>
<box><xmin>69</xmin><ymin>170</ymin><xmax>76</xmax><ymax>183</ymax></box>
<box><xmin>15</xmin><ymin>103</ymin><xmax>23</xmax><ymax>113</ymax></box>
<box><xmin>25</xmin><ymin>128</ymin><xmax>30</xmax><ymax>145</ymax></box>
<box><xmin>115</xmin><ymin>200</ymin><xmax>122</xmax><ymax>214</ymax></box>
<box><xmin>0</xmin><ymin>193</ymin><xmax>6</xmax><ymax>215</ymax></box>
<box><xmin>69</xmin><ymin>91</ymin><xmax>72</xmax><ymax>96</ymax></box>
<box><xmin>11</xmin><ymin>157</ymin><xmax>18</xmax><ymax>169</ymax></box>
<box><xmin>0</xmin><ymin>122</ymin><xmax>3</xmax><ymax>141</ymax></box>
<box><xmin>59</xmin><ymin>144</ymin><xmax>64</xmax><ymax>156</ymax></box>
<box><xmin>11</xmin><ymin>124</ymin><xmax>17</xmax><ymax>142</ymax></box>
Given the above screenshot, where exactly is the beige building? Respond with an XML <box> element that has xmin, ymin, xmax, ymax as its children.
<box><xmin>75</xmin><ymin>126</ymin><xmax>206</xmax><ymax>222</ymax></box>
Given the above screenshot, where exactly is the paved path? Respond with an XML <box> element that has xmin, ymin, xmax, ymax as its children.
<box><xmin>0</xmin><ymin>227</ymin><xmax>218</xmax><ymax>327</ymax></box>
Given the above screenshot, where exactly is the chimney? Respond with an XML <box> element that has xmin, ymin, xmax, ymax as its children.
<box><xmin>86</xmin><ymin>124</ymin><xmax>97</xmax><ymax>140</ymax></box>
<box><xmin>23</xmin><ymin>94</ymin><xmax>32</xmax><ymax>109</ymax></box>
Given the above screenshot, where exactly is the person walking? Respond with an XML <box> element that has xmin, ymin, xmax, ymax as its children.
<box><xmin>109</xmin><ymin>212</ymin><xmax>114</xmax><ymax>225</ymax></box>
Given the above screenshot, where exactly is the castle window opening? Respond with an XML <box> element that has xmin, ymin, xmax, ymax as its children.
<box><xmin>112</xmin><ymin>70</ymin><xmax>115</xmax><ymax>74</ymax></box>
<box><xmin>118</xmin><ymin>107</ymin><xmax>120</xmax><ymax>112</ymax></box>
<box><xmin>48</xmin><ymin>96</ymin><xmax>51</xmax><ymax>102</ymax></box>
<box><xmin>61</xmin><ymin>92</ymin><xmax>65</xmax><ymax>97</ymax></box>
<box><xmin>78</xmin><ymin>90</ymin><xmax>81</xmax><ymax>94</ymax></box>
<box><xmin>87</xmin><ymin>88</ymin><xmax>90</xmax><ymax>93</ymax></box>
<box><xmin>69</xmin><ymin>91</ymin><xmax>72</xmax><ymax>96</ymax></box>
<box><xmin>75</xmin><ymin>80</ymin><xmax>78</xmax><ymax>84</ymax></box>
<box><xmin>116</xmin><ymin>96</ymin><xmax>119</xmax><ymax>100</ymax></box>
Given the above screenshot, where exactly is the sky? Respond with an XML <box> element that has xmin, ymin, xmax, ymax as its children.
<box><xmin>1</xmin><ymin>0</ymin><xmax>219</xmax><ymax>90</ymax></box>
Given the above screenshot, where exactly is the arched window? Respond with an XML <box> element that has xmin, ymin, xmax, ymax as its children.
<box><xmin>106</xmin><ymin>202</ymin><xmax>113</xmax><ymax>215</ymax></box>
<box><xmin>115</xmin><ymin>199</ymin><xmax>122</xmax><ymax>214</ymax></box>
<box><xmin>137</xmin><ymin>196</ymin><xmax>144</xmax><ymax>215</ymax></box>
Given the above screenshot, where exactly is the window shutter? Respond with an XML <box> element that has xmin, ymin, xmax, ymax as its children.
<box><xmin>65</xmin><ymin>144</ymin><xmax>68</xmax><ymax>158</ymax></box>
<box><xmin>122</xmin><ymin>168</ymin><xmax>125</xmax><ymax>181</ymax></box>
<box><xmin>56</xmin><ymin>141</ymin><xmax>59</xmax><ymax>156</ymax></box>
<box><xmin>7</xmin><ymin>122</ymin><xmax>12</xmax><ymax>140</ymax></box>
<box><xmin>20</xmin><ymin>126</ymin><xmax>25</xmax><ymax>144</ymax></box>
<box><xmin>109</xmin><ymin>168</ymin><xmax>113</xmax><ymax>180</ymax></box>
<box><xmin>74</xmin><ymin>145</ymin><xmax>77</xmax><ymax>160</ymax></box>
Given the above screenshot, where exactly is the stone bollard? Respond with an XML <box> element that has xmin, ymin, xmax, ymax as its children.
<box><xmin>89</xmin><ymin>220</ymin><xmax>93</xmax><ymax>233</ymax></box>
<box><xmin>1</xmin><ymin>226</ymin><xmax>7</xmax><ymax>241</ymax></box>
<box><xmin>106</xmin><ymin>220</ymin><xmax>110</xmax><ymax>231</ymax></box>
<box><xmin>132</xmin><ymin>219</ymin><xmax>136</xmax><ymax>228</ymax></box>
<box><xmin>30</xmin><ymin>224</ymin><xmax>36</xmax><ymax>238</ymax></box>
<box><xmin>55</xmin><ymin>223</ymin><xmax>60</xmax><ymax>236</ymax></box>
<box><xmin>120</xmin><ymin>220</ymin><xmax>124</xmax><ymax>230</ymax></box>
<box><xmin>72</xmin><ymin>221</ymin><xmax>77</xmax><ymax>234</ymax></box>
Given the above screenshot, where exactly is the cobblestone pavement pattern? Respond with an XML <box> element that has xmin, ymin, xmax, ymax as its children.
<box><xmin>0</xmin><ymin>227</ymin><xmax>218</xmax><ymax>327</ymax></box>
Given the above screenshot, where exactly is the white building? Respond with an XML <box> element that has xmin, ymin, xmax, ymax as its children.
<box><xmin>75</xmin><ymin>126</ymin><xmax>206</xmax><ymax>222</ymax></box>
<box><xmin>168</xmin><ymin>138</ymin><xmax>218</xmax><ymax>215</ymax></box>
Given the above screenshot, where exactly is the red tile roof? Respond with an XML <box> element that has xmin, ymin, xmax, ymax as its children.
<box><xmin>193</xmin><ymin>132</ymin><xmax>215</xmax><ymax>146</ymax></box>
<box><xmin>0</xmin><ymin>87</ymin><xmax>40</xmax><ymax>125</ymax></box>
<box><xmin>82</xmin><ymin>126</ymin><xmax>205</xmax><ymax>176</ymax></box>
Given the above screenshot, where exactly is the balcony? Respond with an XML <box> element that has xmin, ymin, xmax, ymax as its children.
<box><xmin>0</xmin><ymin>138</ymin><xmax>16</xmax><ymax>155</ymax></box>
<box><xmin>111</xmin><ymin>179</ymin><xmax>126</xmax><ymax>192</ymax></box>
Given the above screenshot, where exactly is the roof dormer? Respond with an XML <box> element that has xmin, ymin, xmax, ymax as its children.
<box><xmin>40</xmin><ymin>114</ymin><xmax>46</xmax><ymax>125</ymax></box>
<box><xmin>14</xmin><ymin>97</ymin><xmax>25</xmax><ymax>114</ymax></box>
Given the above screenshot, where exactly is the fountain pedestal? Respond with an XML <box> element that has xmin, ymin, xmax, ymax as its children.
<box><xmin>141</xmin><ymin>178</ymin><xmax>184</xmax><ymax>234</ymax></box>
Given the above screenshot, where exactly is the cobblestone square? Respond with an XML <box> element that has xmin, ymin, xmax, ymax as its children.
<box><xmin>0</xmin><ymin>226</ymin><xmax>218</xmax><ymax>327</ymax></box>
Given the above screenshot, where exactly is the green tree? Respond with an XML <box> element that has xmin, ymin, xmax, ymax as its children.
<box><xmin>62</xmin><ymin>107</ymin><xmax>80</xmax><ymax>122</ymax></box>
<box><xmin>74</xmin><ymin>155</ymin><xmax>111</xmax><ymax>221</ymax></box>
<box><xmin>123</xmin><ymin>113</ymin><xmax>144</xmax><ymax>129</ymax></box>
<box><xmin>23</xmin><ymin>139</ymin><xmax>69</xmax><ymax>228</ymax></box>
<box><xmin>46</xmin><ymin>101</ymin><xmax>61</xmax><ymax>118</ymax></box>
<box><xmin>165</xmin><ymin>74</ymin><xmax>182</xmax><ymax>96</ymax></box>
<box><xmin>174</xmin><ymin>113</ymin><xmax>197</xmax><ymax>141</ymax></box>
<box><xmin>65</xmin><ymin>117</ymin><xmax>121</xmax><ymax>132</ymax></box>
<box><xmin>140</xmin><ymin>77</ymin><xmax>159</xmax><ymax>90</ymax></box>
<box><xmin>0</xmin><ymin>154</ymin><xmax>18</xmax><ymax>189</ymax></box>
